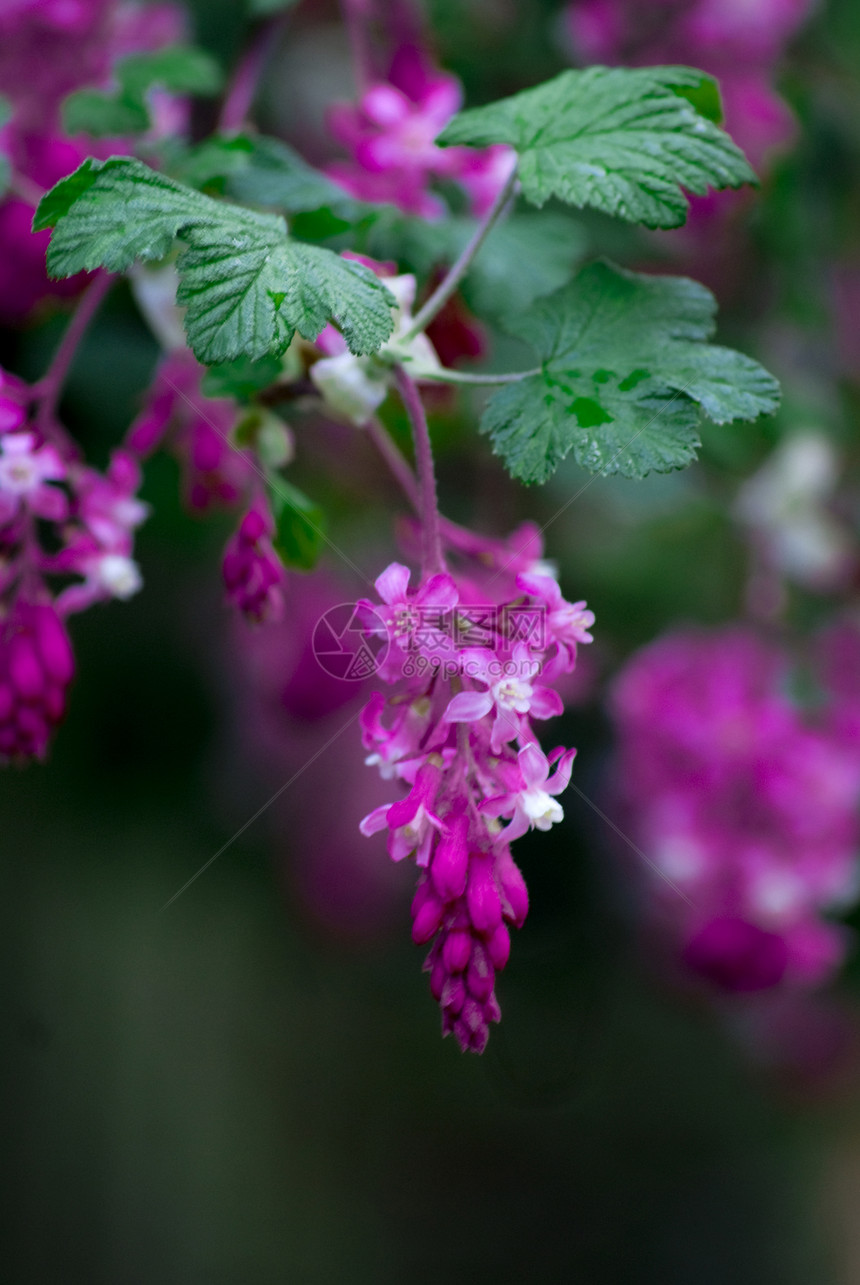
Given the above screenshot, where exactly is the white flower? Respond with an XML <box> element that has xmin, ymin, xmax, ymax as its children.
<box><xmin>96</xmin><ymin>554</ymin><xmax>143</xmax><ymax>600</ymax></box>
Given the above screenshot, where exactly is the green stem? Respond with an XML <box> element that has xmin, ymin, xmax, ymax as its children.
<box><xmin>411</xmin><ymin>365</ymin><xmax>540</xmax><ymax>386</ymax></box>
<box><xmin>402</xmin><ymin>167</ymin><xmax>518</xmax><ymax>341</ymax></box>
<box><xmin>394</xmin><ymin>365</ymin><xmax>443</xmax><ymax>576</ymax></box>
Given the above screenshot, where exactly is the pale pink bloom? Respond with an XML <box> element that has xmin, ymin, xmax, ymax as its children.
<box><xmin>0</xmin><ymin>432</ymin><xmax>67</xmax><ymax>524</ymax></box>
<box><xmin>482</xmin><ymin>742</ymin><xmax>577</xmax><ymax>844</ymax></box>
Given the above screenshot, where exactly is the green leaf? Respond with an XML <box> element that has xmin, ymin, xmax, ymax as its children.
<box><xmin>117</xmin><ymin>46</ymin><xmax>223</xmax><ymax>100</ymax></box>
<box><xmin>63</xmin><ymin>90</ymin><xmax>150</xmax><ymax>137</ymax></box>
<box><xmin>31</xmin><ymin>158</ymin><xmax>102</xmax><ymax>230</ymax></box>
<box><xmin>159</xmin><ymin>134</ymin><xmax>258</xmax><ymax>191</ymax></box>
<box><xmin>268</xmin><ymin>478</ymin><xmax>325</xmax><ymax>571</ymax></box>
<box><xmin>671</xmin><ymin>72</ymin><xmax>724</xmax><ymax>125</ymax></box>
<box><xmin>481</xmin><ymin>259</ymin><xmax>780</xmax><ymax>483</ymax></box>
<box><xmin>35</xmin><ymin>157</ymin><xmax>396</xmax><ymax>365</ymax></box>
<box><xmin>0</xmin><ymin>98</ymin><xmax>11</xmax><ymax>202</ymax></box>
<box><xmin>437</xmin><ymin>66</ymin><xmax>756</xmax><ymax>229</ymax></box>
<box><xmin>224</xmin><ymin>136</ymin><xmax>369</xmax><ymax>220</ymax></box>
<box><xmin>62</xmin><ymin>46</ymin><xmax>222</xmax><ymax>138</ymax></box>
<box><xmin>202</xmin><ymin>353</ymin><xmax>284</xmax><ymax>401</ymax></box>
<box><xmin>248</xmin><ymin>0</ymin><xmax>299</xmax><ymax>13</ymax></box>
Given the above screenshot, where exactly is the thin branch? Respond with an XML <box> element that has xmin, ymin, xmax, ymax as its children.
<box><xmin>364</xmin><ymin>415</ymin><xmax>420</xmax><ymax>511</ymax></box>
<box><xmin>413</xmin><ymin>365</ymin><xmax>540</xmax><ymax>386</ymax></box>
<box><xmin>403</xmin><ymin>166</ymin><xmax>518</xmax><ymax>341</ymax></box>
<box><xmin>8</xmin><ymin>171</ymin><xmax>46</xmax><ymax>208</ymax></box>
<box><xmin>219</xmin><ymin>11</ymin><xmax>290</xmax><ymax>133</ymax></box>
<box><xmin>395</xmin><ymin>365</ymin><xmax>443</xmax><ymax>575</ymax></box>
<box><xmin>32</xmin><ymin>272</ymin><xmax>112</xmax><ymax>448</ymax></box>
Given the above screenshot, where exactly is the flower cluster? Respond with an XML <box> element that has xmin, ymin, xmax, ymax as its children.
<box><xmin>0</xmin><ymin>364</ymin><xmax>147</xmax><ymax>761</ymax></box>
<box><xmin>357</xmin><ymin>527</ymin><xmax>594</xmax><ymax>1051</ymax></box>
<box><xmin>0</xmin><ymin>0</ymin><xmax>184</xmax><ymax>322</ymax></box>
<box><xmin>611</xmin><ymin>628</ymin><xmax>860</xmax><ymax>994</ymax></box>
<box><xmin>327</xmin><ymin>42</ymin><xmax>514</xmax><ymax>218</ymax></box>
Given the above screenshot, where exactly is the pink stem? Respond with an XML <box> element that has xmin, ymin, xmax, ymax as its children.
<box><xmin>395</xmin><ymin>366</ymin><xmax>443</xmax><ymax>576</ymax></box>
<box><xmin>365</xmin><ymin>415</ymin><xmax>420</xmax><ymax>511</ymax></box>
<box><xmin>219</xmin><ymin>12</ymin><xmax>290</xmax><ymax>132</ymax></box>
<box><xmin>340</xmin><ymin>0</ymin><xmax>377</xmax><ymax>94</ymax></box>
<box><xmin>32</xmin><ymin>272</ymin><xmax>112</xmax><ymax>452</ymax></box>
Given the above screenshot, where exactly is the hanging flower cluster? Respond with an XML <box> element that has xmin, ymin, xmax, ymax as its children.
<box><xmin>611</xmin><ymin>628</ymin><xmax>860</xmax><ymax>994</ymax></box>
<box><xmin>0</xmin><ymin>365</ymin><xmax>147</xmax><ymax>762</ymax></box>
<box><xmin>357</xmin><ymin>528</ymin><xmax>594</xmax><ymax>1051</ymax></box>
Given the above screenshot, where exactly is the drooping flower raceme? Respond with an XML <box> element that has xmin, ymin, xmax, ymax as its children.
<box><xmin>0</xmin><ymin>364</ymin><xmax>148</xmax><ymax>761</ymax></box>
<box><xmin>357</xmin><ymin>529</ymin><xmax>593</xmax><ymax>1051</ymax></box>
<box><xmin>610</xmin><ymin>628</ymin><xmax>860</xmax><ymax>994</ymax></box>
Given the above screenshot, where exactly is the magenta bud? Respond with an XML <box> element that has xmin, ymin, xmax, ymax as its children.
<box><xmin>467</xmin><ymin>944</ymin><xmax>495</xmax><ymax>1002</ymax></box>
<box><xmin>440</xmin><ymin>976</ymin><xmax>466</xmax><ymax>1015</ymax></box>
<box><xmin>34</xmin><ymin>607</ymin><xmax>74</xmax><ymax>685</ymax></box>
<box><xmin>483</xmin><ymin>992</ymin><xmax>501</xmax><ymax>1025</ymax></box>
<box><xmin>431</xmin><ymin>813</ymin><xmax>469</xmax><ymax>902</ymax></box>
<box><xmin>429</xmin><ymin>958</ymin><xmax>447</xmax><ymax>1002</ymax></box>
<box><xmin>486</xmin><ymin>923</ymin><xmax>511</xmax><ymax>970</ymax></box>
<box><xmin>442</xmin><ymin>928</ymin><xmax>472</xmax><ymax>974</ymax></box>
<box><xmin>240</xmin><ymin>508</ymin><xmax>267</xmax><ymax>543</ymax></box>
<box><xmin>466</xmin><ymin>852</ymin><xmax>502</xmax><ymax>935</ymax></box>
<box><xmin>497</xmin><ymin>848</ymin><xmax>529</xmax><ymax>927</ymax></box>
<box><xmin>8</xmin><ymin>636</ymin><xmax>42</xmax><ymax>700</ymax></box>
<box><xmin>412</xmin><ymin>892</ymin><xmax>444</xmax><ymax>944</ymax></box>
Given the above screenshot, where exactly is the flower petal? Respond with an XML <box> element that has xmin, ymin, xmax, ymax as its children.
<box><xmin>375</xmin><ymin>562</ymin><xmax>411</xmax><ymax>604</ymax></box>
<box><xmin>443</xmin><ymin>689</ymin><xmax>493</xmax><ymax>723</ymax></box>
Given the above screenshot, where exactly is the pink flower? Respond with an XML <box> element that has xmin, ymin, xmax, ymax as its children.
<box><xmin>611</xmin><ymin>627</ymin><xmax>860</xmax><ymax>995</ymax></box>
<box><xmin>482</xmin><ymin>742</ymin><xmax>577</xmax><ymax>844</ymax></box>
<box><xmin>444</xmin><ymin>642</ymin><xmax>563</xmax><ymax>753</ymax></box>
<box><xmin>326</xmin><ymin>45</ymin><xmax>514</xmax><ymax>218</ymax></box>
<box><xmin>517</xmin><ymin>570</ymin><xmax>595</xmax><ymax>676</ymax></box>
<box><xmin>0</xmin><ymin>432</ymin><xmax>67</xmax><ymax>524</ymax></box>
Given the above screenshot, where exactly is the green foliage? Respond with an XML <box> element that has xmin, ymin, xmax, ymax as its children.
<box><xmin>62</xmin><ymin>45</ymin><xmax>222</xmax><ymax>138</ymax></box>
<box><xmin>268</xmin><ymin>477</ymin><xmax>325</xmax><ymax>570</ymax></box>
<box><xmin>202</xmin><ymin>354</ymin><xmax>285</xmax><ymax>401</ymax></box>
<box><xmin>248</xmin><ymin>0</ymin><xmax>299</xmax><ymax>13</ymax></box>
<box><xmin>34</xmin><ymin>157</ymin><xmax>396</xmax><ymax>365</ymax></box>
<box><xmin>437</xmin><ymin>66</ymin><xmax>756</xmax><ymax>228</ymax></box>
<box><xmin>0</xmin><ymin>94</ymin><xmax>11</xmax><ymax>199</ymax></box>
<box><xmin>481</xmin><ymin>260</ymin><xmax>780</xmax><ymax>482</ymax></box>
<box><xmin>223</xmin><ymin>135</ymin><xmax>369</xmax><ymax>221</ymax></box>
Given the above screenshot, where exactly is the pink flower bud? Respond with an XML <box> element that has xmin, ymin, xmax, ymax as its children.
<box><xmin>466</xmin><ymin>852</ymin><xmax>503</xmax><ymax>935</ymax></box>
<box><xmin>497</xmin><ymin>848</ymin><xmax>529</xmax><ymax>928</ymax></box>
<box><xmin>0</xmin><ymin>601</ymin><xmax>74</xmax><ymax>761</ymax></box>
<box><xmin>467</xmin><ymin>942</ymin><xmax>495</xmax><ymax>1002</ymax></box>
<box><xmin>442</xmin><ymin>927</ymin><xmax>472</xmax><ymax>973</ymax></box>
<box><xmin>411</xmin><ymin>882</ymin><xmax>444</xmax><ymax>943</ymax></box>
<box><xmin>486</xmin><ymin>923</ymin><xmax>511</xmax><ymax>970</ymax></box>
<box><xmin>431</xmin><ymin>812</ymin><xmax>469</xmax><ymax>902</ymax></box>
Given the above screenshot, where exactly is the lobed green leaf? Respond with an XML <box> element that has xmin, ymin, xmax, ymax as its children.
<box><xmin>34</xmin><ymin>157</ymin><xmax>396</xmax><ymax>364</ymax></box>
<box><xmin>481</xmin><ymin>259</ymin><xmax>780</xmax><ymax>482</ymax></box>
<box><xmin>437</xmin><ymin>66</ymin><xmax>756</xmax><ymax>229</ymax></box>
